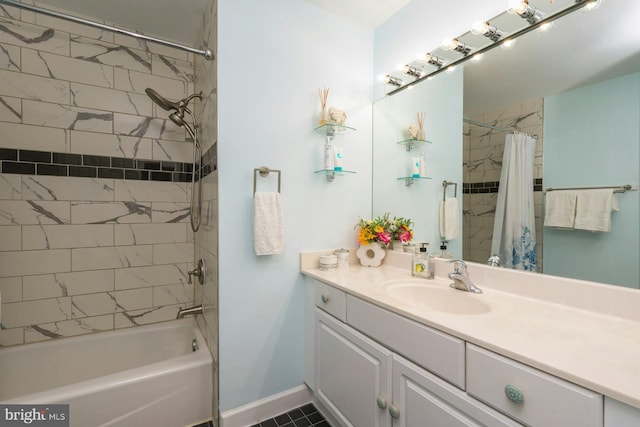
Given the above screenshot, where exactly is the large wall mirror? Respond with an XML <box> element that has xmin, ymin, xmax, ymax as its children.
<box><xmin>373</xmin><ymin>0</ymin><xmax>640</xmax><ymax>288</ymax></box>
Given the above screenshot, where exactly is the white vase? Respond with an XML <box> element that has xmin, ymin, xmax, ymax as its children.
<box><xmin>356</xmin><ymin>242</ymin><xmax>386</xmax><ymax>267</ymax></box>
<box><xmin>391</xmin><ymin>240</ymin><xmax>404</xmax><ymax>252</ymax></box>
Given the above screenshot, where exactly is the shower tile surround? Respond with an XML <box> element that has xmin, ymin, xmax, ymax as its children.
<box><xmin>462</xmin><ymin>100</ymin><xmax>544</xmax><ymax>269</ymax></box>
<box><xmin>0</xmin><ymin>4</ymin><xmax>218</xmax><ymax>347</ymax></box>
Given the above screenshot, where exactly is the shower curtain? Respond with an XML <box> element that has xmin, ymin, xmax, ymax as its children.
<box><xmin>491</xmin><ymin>132</ymin><xmax>537</xmax><ymax>271</ymax></box>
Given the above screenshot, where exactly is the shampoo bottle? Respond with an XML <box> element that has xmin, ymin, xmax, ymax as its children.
<box><xmin>411</xmin><ymin>157</ymin><xmax>420</xmax><ymax>178</ymax></box>
<box><xmin>323</xmin><ymin>140</ymin><xmax>334</xmax><ymax>170</ymax></box>
<box><xmin>412</xmin><ymin>243</ymin><xmax>430</xmax><ymax>278</ymax></box>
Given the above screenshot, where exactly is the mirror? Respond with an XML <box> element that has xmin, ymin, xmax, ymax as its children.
<box><xmin>373</xmin><ymin>0</ymin><xmax>640</xmax><ymax>288</ymax></box>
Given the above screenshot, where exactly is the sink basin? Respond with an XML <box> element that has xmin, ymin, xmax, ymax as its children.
<box><xmin>383</xmin><ymin>280</ymin><xmax>491</xmax><ymax>315</ymax></box>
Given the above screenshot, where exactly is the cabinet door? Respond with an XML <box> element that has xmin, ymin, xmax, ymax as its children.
<box><xmin>392</xmin><ymin>355</ymin><xmax>522</xmax><ymax>427</ymax></box>
<box><xmin>315</xmin><ymin>308</ymin><xmax>392</xmax><ymax>427</ymax></box>
<box><xmin>605</xmin><ymin>397</ymin><xmax>640</xmax><ymax>426</ymax></box>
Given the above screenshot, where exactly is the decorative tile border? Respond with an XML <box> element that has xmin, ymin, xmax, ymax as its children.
<box><xmin>0</xmin><ymin>144</ymin><xmax>217</xmax><ymax>182</ymax></box>
<box><xmin>463</xmin><ymin>178</ymin><xmax>542</xmax><ymax>194</ymax></box>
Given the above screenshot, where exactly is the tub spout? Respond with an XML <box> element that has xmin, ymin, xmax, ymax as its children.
<box><xmin>176</xmin><ymin>304</ymin><xmax>204</xmax><ymax>319</ymax></box>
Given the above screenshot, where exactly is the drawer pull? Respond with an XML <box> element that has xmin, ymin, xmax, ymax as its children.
<box><xmin>388</xmin><ymin>404</ymin><xmax>400</xmax><ymax>419</ymax></box>
<box><xmin>376</xmin><ymin>396</ymin><xmax>387</xmax><ymax>410</ymax></box>
<box><xmin>321</xmin><ymin>294</ymin><xmax>330</xmax><ymax>304</ymax></box>
<box><xmin>504</xmin><ymin>384</ymin><xmax>525</xmax><ymax>404</ymax></box>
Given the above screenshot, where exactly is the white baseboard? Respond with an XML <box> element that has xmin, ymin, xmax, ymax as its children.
<box><xmin>220</xmin><ymin>384</ymin><xmax>313</xmax><ymax>427</ymax></box>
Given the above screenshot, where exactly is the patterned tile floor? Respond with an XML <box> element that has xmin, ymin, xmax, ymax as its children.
<box><xmin>251</xmin><ymin>403</ymin><xmax>331</xmax><ymax>427</ymax></box>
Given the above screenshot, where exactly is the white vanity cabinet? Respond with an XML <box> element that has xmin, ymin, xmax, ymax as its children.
<box><xmin>604</xmin><ymin>398</ymin><xmax>640</xmax><ymax>426</ymax></box>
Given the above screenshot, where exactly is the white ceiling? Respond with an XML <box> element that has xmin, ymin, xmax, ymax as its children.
<box><xmin>305</xmin><ymin>0</ymin><xmax>412</xmax><ymax>28</ymax></box>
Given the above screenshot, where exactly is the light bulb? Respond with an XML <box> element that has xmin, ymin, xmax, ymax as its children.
<box><xmin>471</xmin><ymin>53</ymin><xmax>484</xmax><ymax>62</ymax></box>
<box><xmin>445</xmin><ymin>65</ymin><xmax>457</xmax><ymax>73</ymax></box>
<box><xmin>441</xmin><ymin>38</ymin><xmax>458</xmax><ymax>51</ymax></box>
<box><xmin>508</xmin><ymin>0</ymin><xmax>529</xmax><ymax>14</ymax></box>
<box><xmin>584</xmin><ymin>0</ymin><xmax>601</xmax><ymax>10</ymax></box>
<box><xmin>471</xmin><ymin>21</ymin><xmax>490</xmax><ymax>35</ymax></box>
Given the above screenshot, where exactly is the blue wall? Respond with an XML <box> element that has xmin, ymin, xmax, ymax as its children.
<box><xmin>543</xmin><ymin>73</ymin><xmax>640</xmax><ymax>288</ymax></box>
<box><xmin>218</xmin><ymin>0</ymin><xmax>373</xmax><ymax>411</ymax></box>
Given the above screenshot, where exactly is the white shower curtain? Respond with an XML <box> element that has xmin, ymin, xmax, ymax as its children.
<box><xmin>491</xmin><ymin>132</ymin><xmax>537</xmax><ymax>271</ymax></box>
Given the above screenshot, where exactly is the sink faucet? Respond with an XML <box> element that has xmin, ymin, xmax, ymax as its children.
<box><xmin>176</xmin><ymin>304</ymin><xmax>204</xmax><ymax>319</ymax></box>
<box><xmin>448</xmin><ymin>260</ymin><xmax>482</xmax><ymax>294</ymax></box>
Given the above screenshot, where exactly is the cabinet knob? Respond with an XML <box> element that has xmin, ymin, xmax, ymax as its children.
<box><xmin>376</xmin><ymin>396</ymin><xmax>387</xmax><ymax>410</ymax></box>
<box><xmin>388</xmin><ymin>404</ymin><xmax>400</xmax><ymax>419</ymax></box>
<box><xmin>321</xmin><ymin>294</ymin><xmax>330</xmax><ymax>304</ymax></box>
<box><xmin>504</xmin><ymin>384</ymin><xmax>525</xmax><ymax>404</ymax></box>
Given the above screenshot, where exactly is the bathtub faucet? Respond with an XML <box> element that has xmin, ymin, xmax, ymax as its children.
<box><xmin>176</xmin><ymin>304</ymin><xmax>204</xmax><ymax>319</ymax></box>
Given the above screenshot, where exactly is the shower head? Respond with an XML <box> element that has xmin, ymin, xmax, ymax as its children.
<box><xmin>144</xmin><ymin>88</ymin><xmax>180</xmax><ymax>111</ymax></box>
<box><xmin>169</xmin><ymin>110</ymin><xmax>186</xmax><ymax>127</ymax></box>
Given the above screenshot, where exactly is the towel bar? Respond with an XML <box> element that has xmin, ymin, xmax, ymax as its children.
<box><xmin>253</xmin><ymin>166</ymin><xmax>281</xmax><ymax>195</ymax></box>
<box><xmin>545</xmin><ymin>184</ymin><xmax>633</xmax><ymax>194</ymax></box>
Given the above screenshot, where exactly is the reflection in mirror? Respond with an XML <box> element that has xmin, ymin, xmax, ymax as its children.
<box><xmin>374</xmin><ymin>0</ymin><xmax>640</xmax><ymax>288</ymax></box>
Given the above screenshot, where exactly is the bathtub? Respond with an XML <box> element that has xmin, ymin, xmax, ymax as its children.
<box><xmin>0</xmin><ymin>318</ymin><xmax>213</xmax><ymax>427</ymax></box>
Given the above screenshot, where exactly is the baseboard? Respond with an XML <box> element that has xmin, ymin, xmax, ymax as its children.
<box><xmin>219</xmin><ymin>384</ymin><xmax>313</xmax><ymax>427</ymax></box>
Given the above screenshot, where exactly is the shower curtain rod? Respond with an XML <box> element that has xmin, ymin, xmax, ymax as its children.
<box><xmin>464</xmin><ymin>118</ymin><xmax>538</xmax><ymax>139</ymax></box>
<box><xmin>0</xmin><ymin>0</ymin><xmax>214</xmax><ymax>60</ymax></box>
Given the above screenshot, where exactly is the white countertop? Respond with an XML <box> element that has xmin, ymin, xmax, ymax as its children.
<box><xmin>301</xmin><ymin>252</ymin><xmax>640</xmax><ymax>409</ymax></box>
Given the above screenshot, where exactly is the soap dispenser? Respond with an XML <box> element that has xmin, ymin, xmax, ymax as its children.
<box><xmin>438</xmin><ymin>241</ymin><xmax>454</xmax><ymax>259</ymax></box>
<box><xmin>412</xmin><ymin>243</ymin><xmax>431</xmax><ymax>278</ymax></box>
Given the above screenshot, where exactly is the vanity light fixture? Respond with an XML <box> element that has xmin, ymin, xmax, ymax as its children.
<box><xmin>401</xmin><ymin>64</ymin><xmax>424</xmax><ymax>79</ymax></box>
<box><xmin>471</xmin><ymin>21</ymin><xmax>505</xmax><ymax>42</ymax></box>
<box><xmin>501</xmin><ymin>38</ymin><xmax>517</xmax><ymax>49</ymax></box>
<box><xmin>577</xmin><ymin>0</ymin><xmax>602</xmax><ymax>10</ymax></box>
<box><xmin>384</xmin><ymin>75</ymin><xmax>403</xmax><ymax>87</ymax></box>
<box><xmin>420</xmin><ymin>52</ymin><xmax>445</xmax><ymax>68</ymax></box>
<box><xmin>508</xmin><ymin>0</ymin><xmax>544</xmax><ymax>24</ymax></box>
<box><xmin>441</xmin><ymin>38</ymin><xmax>473</xmax><ymax>56</ymax></box>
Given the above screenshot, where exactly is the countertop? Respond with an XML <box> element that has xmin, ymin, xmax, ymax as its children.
<box><xmin>301</xmin><ymin>255</ymin><xmax>640</xmax><ymax>409</ymax></box>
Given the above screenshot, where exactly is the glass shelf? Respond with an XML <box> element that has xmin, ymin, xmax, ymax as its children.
<box><xmin>314</xmin><ymin>169</ymin><xmax>356</xmax><ymax>182</ymax></box>
<box><xmin>314</xmin><ymin>123</ymin><xmax>357</xmax><ymax>136</ymax></box>
<box><xmin>397</xmin><ymin>176</ymin><xmax>432</xmax><ymax>186</ymax></box>
<box><xmin>396</xmin><ymin>138</ymin><xmax>433</xmax><ymax>151</ymax></box>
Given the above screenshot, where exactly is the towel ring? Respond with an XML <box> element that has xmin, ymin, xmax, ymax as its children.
<box><xmin>253</xmin><ymin>166</ymin><xmax>281</xmax><ymax>195</ymax></box>
<box><xmin>442</xmin><ymin>180</ymin><xmax>457</xmax><ymax>201</ymax></box>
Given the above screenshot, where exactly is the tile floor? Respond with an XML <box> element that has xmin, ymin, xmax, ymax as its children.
<box><xmin>251</xmin><ymin>403</ymin><xmax>331</xmax><ymax>427</ymax></box>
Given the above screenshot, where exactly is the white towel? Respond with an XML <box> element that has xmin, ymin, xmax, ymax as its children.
<box><xmin>439</xmin><ymin>197</ymin><xmax>459</xmax><ymax>240</ymax></box>
<box><xmin>253</xmin><ymin>192</ymin><xmax>284</xmax><ymax>255</ymax></box>
<box><xmin>544</xmin><ymin>190</ymin><xmax>578</xmax><ymax>229</ymax></box>
<box><xmin>574</xmin><ymin>189</ymin><xmax>618</xmax><ymax>232</ymax></box>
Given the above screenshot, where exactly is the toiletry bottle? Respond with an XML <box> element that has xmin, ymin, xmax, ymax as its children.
<box><xmin>419</xmin><ymin>152</ymin><xmax>427</xmax><ymax>177</ymax></box>
<box><xmin>324</xmin><ymin>140</ymin><xmax>334</xmax><ymax>170</ymax></box>
<box><xmin>333</xmin><ymin>147</ymin><xmax>343</xmax><ymax>171</ymax></box>
<box><xmin>438</xmin><ymin>241</ymin><xmax>454</xmax><ymax>259</ymax></box>
<box><xmin>411</xmin><ymin>157</ymin><xmax>420</xmax><ymax>178</ymax></box>
<box><xmin>412</xmin><ymin>243</ymin><xmax>430</xmax><ymax>278</ymax></box>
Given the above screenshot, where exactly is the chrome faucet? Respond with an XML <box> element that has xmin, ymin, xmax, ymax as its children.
<box><xmin>176</xmin><ymin>304</ymin><xmax>204</xmax><ymax>319</ymax></box>
<box><xmin>448</xmin><ymin>260</ymin><xmax>482</xmax><ymax>294</ymax></box>
<box><xmin>487</xmin><ymin>254</ymin><xmax>502</xmax><ymax>267</ymax></box>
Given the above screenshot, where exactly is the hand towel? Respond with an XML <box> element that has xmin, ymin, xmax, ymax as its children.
<box><xmin>543</xmin><ymin>190</ymin><xmax>578</xmax><ymax>229</ymax></box>
<box><xmin>253</xmin><ymin>192</ymin><xmax>284</xmax><ymax>255</ymax></box>
<box><xmin>439</xmin><ymin>197</ymin><xmax>459</xmax><ymax>240</ymax></box>
<box><xmin>574</xmin><ymin>189</ymin><xmax>617</xmax><ymax>232</ymax></box>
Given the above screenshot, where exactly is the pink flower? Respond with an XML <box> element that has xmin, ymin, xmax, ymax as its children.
<box><xmin>377</xmin><ymin>231</ymin><xmax>391</xmax><ymax>244</ymax></box>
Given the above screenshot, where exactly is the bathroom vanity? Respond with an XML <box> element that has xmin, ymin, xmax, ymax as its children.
<box><xmin>301</xmin><ymin>252</ymin><xmax>640</xmax><ymax>427</ymax></box>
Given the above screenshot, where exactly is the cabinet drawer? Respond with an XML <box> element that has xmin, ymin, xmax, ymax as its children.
<box><xmin>467</xmin><ymin>344</ymin><xmax>603</xmax><ymax>427</ymax></box>
<box><xmin>315</xmin><ymin>281</ymin><xmax>347</xmax><ymax>322</ymax></box>
<box><xmin>347</xmin><ymin>295</ymin><xmax>465</xmax><ymax>389</ymax></box>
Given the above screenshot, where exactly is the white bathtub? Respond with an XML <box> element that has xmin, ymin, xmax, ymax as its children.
<box><xmin>0</xmin><ymin>319</ymin><xmax>213</xmax><ymax>427</ymax></box>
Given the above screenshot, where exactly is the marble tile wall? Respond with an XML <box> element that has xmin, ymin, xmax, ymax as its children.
<box><xmin>463</xmin><ymin>100</ymin><xmax>544</xmax><ymax>270</ymax></box>
<box><xmin>0</xmin><ymin>3</ymin><xmax>200</xmax><ymax>346</ymax></box>
<box><xmin>192</xmin><ymin>0</ymin><xmax>219</xmax><ymax>422</ymax></box>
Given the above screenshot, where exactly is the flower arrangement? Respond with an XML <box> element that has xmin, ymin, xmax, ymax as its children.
<box><xmin>355</xmin><ymin>213</ymin><xmax>413</xmax><ymax>247</ymax></box>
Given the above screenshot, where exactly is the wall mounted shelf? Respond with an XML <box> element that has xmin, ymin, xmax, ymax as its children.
<box><xmin>397</xmin><ymin>176</ymin><xmax>432</xmax><ymax>186</ymax></box>
<box><xmin>397</xmin><ymin>138</ymin><xmax>432</xmax><ymax>152</ymax></box>
<box><xmin>314</xmin><ymin>123</ymin><xmax>356</xmax><ymax>182</ymax></box>
<box><xmin>315</xmin><ymin>169</ymin><xmax>357</xmax><ymax>182</ymax></box>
